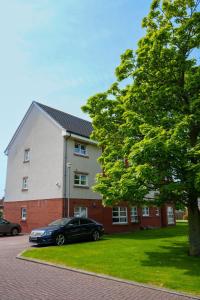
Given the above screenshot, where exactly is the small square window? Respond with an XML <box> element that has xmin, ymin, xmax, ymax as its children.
<box><xmin>22</xmin><ymin>177</ymin><xmax>28</xmax><ymax>190</ymax></box>
<box><xmin>24</xmin><ymin>149</ymin><xmax>30</xmax><ymax>162</ymax></box>
<box><xmin>74</xmin><ymin>143</ymin><xmax>87</xmax><ymax>156</ymax></box>
<box><xmin>74</xmin><ymin>174</ymin><xmax>88</xmax><ymax>186</ymax></box>
<box><xmin>21</xmin><ymin>208</ymin><xmax>27</xmax><ymax>220</ymax></box>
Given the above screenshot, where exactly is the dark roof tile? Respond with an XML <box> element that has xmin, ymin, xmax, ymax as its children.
<box><xmin>36</xmin><ymin>102</ymin><xmax>93</xmax><ymax>138</ymax></box>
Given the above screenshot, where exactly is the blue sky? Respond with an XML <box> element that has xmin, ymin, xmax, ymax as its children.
<box><xmin>0</xmin><ymin>0</ymin><xmax>152</xmax><ymax>197</ymax></box>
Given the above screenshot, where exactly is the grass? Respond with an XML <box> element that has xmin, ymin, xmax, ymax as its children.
<box><xmin>22</xmin><ymin>221</ymin><xmax>200</xmax><ymax>296</ymax></box>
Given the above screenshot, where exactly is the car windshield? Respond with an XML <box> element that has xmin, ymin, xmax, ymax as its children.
<box><xmin>48</xmin><ymin>218</ymin><xmax>71</xmax><ymax>226</ymax></box>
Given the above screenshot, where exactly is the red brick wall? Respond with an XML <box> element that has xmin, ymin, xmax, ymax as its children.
<box><xmin>4</xmin><ymin>198</ymin><xmax>63</xmax><ymax>233</ymax></box>
<box><xmin>4</xmin><ymin>198</ymin><xmax>175</xmax><ymax>233</ymax></box>
<box><xmin>70</xmin><ymin>199</ymin><xmax>163</xmax><ymax>233</ymax></box>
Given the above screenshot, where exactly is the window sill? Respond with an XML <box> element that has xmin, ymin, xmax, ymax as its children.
<box><xmin>21</xmin><ymin>189</ymin><xmax>28</xmax><ymax>192</ymax></box>
<box><xmin>23</xmin><ymin>160</ymin><xmax>30</xmax><ymax>163</ymax></box>
<box><xmin>73</xmin><ymin>153</ymin><xmax>89</xmax><ymax>159</ymax></box>
<box><xmin>112</xmin><ymin>222</ymin><xmax>128</xmax><ymax>225</ymax></box>
<box><xmin>73</xmin><ymin>185</ymin><xmax>89</xmax><ymax>189</ymax></box>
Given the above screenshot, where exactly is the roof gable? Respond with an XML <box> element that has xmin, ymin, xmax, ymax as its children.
<box><xmin>5</xmin><ymin>101</ymin><xmax>93</xmax><ymax>154</ymax></box>
<box><xmin>35</xmin><ymin>102</ymin><xmax>93</xmax><ymax>139</ymax></box>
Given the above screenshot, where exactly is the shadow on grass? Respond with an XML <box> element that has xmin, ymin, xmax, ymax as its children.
<box><xmin>141</xmin><ymin>241</ymin><xmax>200</xmax><ymax>277</ymax></box>
<box><xmin>107</xmin><ymin>224</ymin><xmax>188</xmax><ymax>240</ymax></box>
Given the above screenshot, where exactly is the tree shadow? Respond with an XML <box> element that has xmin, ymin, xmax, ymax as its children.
<box><xmin>107</xmin><ymin>226</ymin><xmax>187</xmax><ymax>240</ymax></box>
<box><xmin>141</xmin><ymin>241</ymin><xmax>200</xmax><ymax>277</ymax></box>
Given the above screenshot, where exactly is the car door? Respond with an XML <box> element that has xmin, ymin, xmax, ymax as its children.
<box><xmin>0</xmin><ymin>219</ymin><xmax>10</xmax><ymax>234</ymax></box>
<box><xmin>79</xmin><ymin>218</ymin><xmax>93</xmax><ymax>239</ymax></box>
<box><xmin>65</xmin><ymin>218</ymin><xmax>82</xmax><ymax>240</ymax></box>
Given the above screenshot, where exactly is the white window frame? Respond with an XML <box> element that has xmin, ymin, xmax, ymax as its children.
<box><xmin>24</xmin><ymin>149</ymin><xmax>30</xmax><ymax>162</ymax></box>
<box><xmin>131</xmin><ymin>206</ymin><xmax>138</xmax><ymax>223</ymax></box>
<box><xmin>74</xmin><ymin>143</ymin><xmax>87</xmax><ymax>156</ymax></box>
<box><xmin>142</xmin><ymin>206</ymin><xmax>149</xmax><ymax>217</ymax></box>
<box><xmin>74</xmin><ymin>174</ymin><xmax>88</xmax><ymax>187</ymax></box>
<box><xmin>74</xmin><ymin>207</ymin><xmax>88</xmax><ymax>218</ymax></box>
<box><xmin>112</xmin><ymin>207</ymin><xmax>128</xmax><ymax>224</ymax></box>
<box><xmin>155</xmin><ymin>207</ymin><xmax>160</xmax><ymax>216</ymax></box>
<box><xmin>21</xmin><ymin>207</ymin><xmax>27</xmax><ymax>221</ymax></box>
<box><xmin>167</xmin><ymin>206</ymin><xmax>175</xmax><ymax>224</ymax></box>
<box><xmin>22</xmin><ymin>177</ymin><xmax>28</xmax><ymax>190</ymax></box>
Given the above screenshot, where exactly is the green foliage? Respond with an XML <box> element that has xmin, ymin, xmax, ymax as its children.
<box><xmin>83</xmin><ymin>0</ymin><xmax>200</xmax><ymax>210</ymax></box>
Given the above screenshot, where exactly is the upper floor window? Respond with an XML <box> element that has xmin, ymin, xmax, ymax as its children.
<box><xmin>22</xmin><ymin>177</ymin><xmax>28</xmax><ymax>190</ymax></box>
<box><xmin>112</xmin><ymin>207</ymin><xmax>127</xmax><ymax>224</ymax></box>
<box><xmin>24</xmin><ymin>149</ymin><xmax>30</xmax><ymax>162</ymax></box>
<box><xmin>74</xmin><ymin>174</ymin><xmax>88</xmax><ymax>187</ymax></box>
<box><xmin>131</xmin><ymin>206</ymin><xmax>138</xmax><ymax>223</ymax></box>
<box><xmin>74</xmin><ymin>207</ymin><xmax>88</xmax><ymax>218</ymax></box>
<box><xmin>74</xmin><ymin>143</ymin><xmax>87</xmax><ymax>156</ymax></box>
<box><xmin>142</xmin><ymin>206</ymin><xmax>149</xmax><ymax>217</ymax></box>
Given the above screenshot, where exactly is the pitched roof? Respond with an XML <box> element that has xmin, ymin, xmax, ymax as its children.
<box><xmin>35</xmin><ymin>102</ymin><xmax>93</xmax><ymax>138</ymax></box>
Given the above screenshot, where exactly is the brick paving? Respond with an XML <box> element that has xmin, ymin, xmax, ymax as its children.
<box><xmin>0</xmin><ymin>235</ymin><xmax>199</xmax><ymax>300</ymax></box>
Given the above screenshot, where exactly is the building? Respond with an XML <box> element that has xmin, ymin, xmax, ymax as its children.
<box><xmin>0</xmin><ymin>198</ymin><xmax>4</xmax><ymax>217</ymax></box>
<box><xmin>4</xmin><ymin>102</ymin><xmax>175</xmax><ymax>233</ymax></box>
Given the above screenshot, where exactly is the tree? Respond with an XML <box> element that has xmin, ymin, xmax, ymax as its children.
<box><xmin>82</xmin><ymin>0</ymin><xmax>200</xmax><ymax>256</ymax></box>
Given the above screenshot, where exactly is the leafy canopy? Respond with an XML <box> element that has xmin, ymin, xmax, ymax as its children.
<box><xmin>83</xmin><ymin>0</ymin><xmax>200</xmax><ymax>207</ymax></box>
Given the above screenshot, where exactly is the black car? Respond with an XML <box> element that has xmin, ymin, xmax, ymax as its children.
<box><xmin>29</xmin><ymin>217</ymin><xmax>104</xmax><ymax>246</ymax></box>
<box><xmin>0</xmin><ymin>218</ymin><xmax>21</xmax><ymax>235</ymax></box>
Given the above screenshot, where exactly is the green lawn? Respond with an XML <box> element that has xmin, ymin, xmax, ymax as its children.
<box><xmin>22</xmin><ymin>222</ymin><xmax>200</xmax><ymax>296</ymax></box>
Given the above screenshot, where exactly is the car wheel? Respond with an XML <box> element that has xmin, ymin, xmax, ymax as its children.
<box><xmin>55</xmin><ymin>234</ymin><xmax>65</xmax><ymax>246</ymax></box>
<box><xmin>11</xmin><ymin>228</ymin><xmax>19</xmax><ymax>236</ymax></box>
<box><xmin>92</xmin><ymin>230</ymin><xmax>100</xmax><ymax>241</ymax></box>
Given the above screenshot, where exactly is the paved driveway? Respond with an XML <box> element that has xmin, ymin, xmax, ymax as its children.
<box><xmin>0</xmin><ymin>235</ymin><xmax>198</xmax><ymax>300</ymax></box>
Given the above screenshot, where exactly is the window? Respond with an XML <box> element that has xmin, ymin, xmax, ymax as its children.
<box><xmin>24</xmin><ymin>149</ymin><xmax>30</xmax><ymax>162</ymax></box>
<box><xmin>74</xmin><ymin>207</ymin><xmax>88</xmax><ymax>218</ymax></box>
<box><xmin>112</xmin><ymin>207</ymin><xmax>127</xmax><ymax>224</ymax></box>
<box><xmin>69</xmin><ymin>219</ymin><xmax>80</xmax><ymax>226</ymax></box>
<box><xmin>74</xmin><ymin>174</ymin><xmax>88</xmax><ymax>186</ymax></box>
<box><xmin>142</xmin><ymin>206</ymin><xmax>149</xmax><ymax>217</ymax></box>
<box><xmin>167</xmin><ymin>207</ymin><xmax>174</xmax><ymax>224</ymax></box>
<box><xmin>22</xmin><ymin>177</ymin><xmax>28</xmax><ymax>190</ymax></box>
<box><xmin>80</xmin><ymin>218</ymin><xmax>93</xmax><ymax>225</ymax></box>
<box><xmin>74</xmin><ymin>143</ymin><xmax>87</xmax><ymax>156</ymax></box>
<box><xmin>131</xmin><ymin>206</ymin><xmax>139</xmax><ymax>223</ymax></box>
<box><xmin>21</xmin><ymin>208</ymin><xmax>27</xmax><ymax>221</ymax></box>
<box><xmin>155</xmin><ymin>207</ymin><xmax>160</xmax><ymax>216</ymax></box>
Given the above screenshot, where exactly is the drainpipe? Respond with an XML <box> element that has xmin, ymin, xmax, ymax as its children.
<box><xmin>63</xmin><ymin>133</ymin><xmax>71</xmax><ymax>218</ymax></box>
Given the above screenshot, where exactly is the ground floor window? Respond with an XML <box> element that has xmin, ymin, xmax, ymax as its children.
<box><xmin>112</xmin><ymin>207</ymin><xmax>127</xmax><ymax>224</ymax></box>
<box><xmin>131</xmin><ymin>206</ymin><xmax>138</xmax><ymax>223</ymax></box>
<box><xmin>21</xmin><ymin>207</ymin><xmax>27</xmax><ymax>221</ymax></box>
<box><xmin>74</xmin><ymin>206</ymin><xmax>88</xmax><ymax>218</ymax></box>
<box><xmin>155</xmin><ymin>207</ymin><xmax>160</xmax><ymax>216</ymax></box>
<box><xmin>167</xmin><ymin>206</ymin><xmax>174</xmax><ymax>224</ymax></box>
<box><xmin>142</xmin><ymin>206</ymin><xmax>149</xmax><ymax>217</ymax></box>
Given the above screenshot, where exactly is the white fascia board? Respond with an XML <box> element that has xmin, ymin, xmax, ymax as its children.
<box><xmin>4</xmin><ymin>102</ymin><xmax>35</xmax><ymax>155</ymax></box>
<box><xmin>63</xmin><ymin>132</ymin><xmax>97</xmax><ymax>145</ymax></box>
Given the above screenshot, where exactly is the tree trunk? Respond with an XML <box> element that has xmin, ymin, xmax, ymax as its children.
<box><xmin>188</xmin><ymin>200</ymin><xmax>200</xmax><ymax>256</ymax></box>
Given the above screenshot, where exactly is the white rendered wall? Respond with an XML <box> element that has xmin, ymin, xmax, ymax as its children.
<box><xmin>66</xmin><ymin>138</ymin><xmax>102</xmax><ymax>200</ymax></box>
<box><xmin>4</xmin><ymin>105</ymin><xmax>64</xmax><ymax>201</ymax></box>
